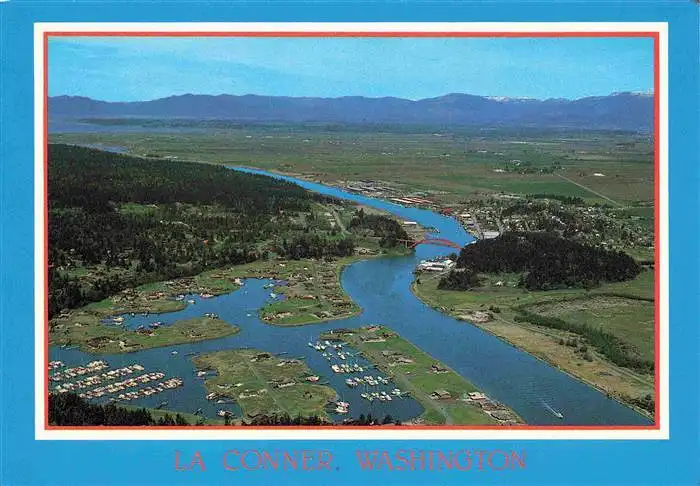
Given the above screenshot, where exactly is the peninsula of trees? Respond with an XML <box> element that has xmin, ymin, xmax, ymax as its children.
<box><xmin>439</xmin><ymin>231</ymin><xmax>641</xmax><ymax>291</ymax></box>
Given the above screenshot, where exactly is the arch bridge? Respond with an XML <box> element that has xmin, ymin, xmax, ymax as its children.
<box><xmin>398</xmin><ymin>236</ymin><xmax>462</xmax><ymax>250</ymax></box>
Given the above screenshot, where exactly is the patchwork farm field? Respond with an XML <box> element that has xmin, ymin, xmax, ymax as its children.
<box><xmin>50</xmin><ymin>126</ymin><xmax>654</xmax><ymax>205</ymax></box>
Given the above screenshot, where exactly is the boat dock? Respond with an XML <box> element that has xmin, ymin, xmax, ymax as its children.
<box><xmin>49</xmin><ymin>360</ymin><xmax>184</xmax><ymax>403</ymax></box>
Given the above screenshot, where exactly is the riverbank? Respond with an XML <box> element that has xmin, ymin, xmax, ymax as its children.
<box><xmin>193</xmin><ymin>349</ymin><xmax>337</xmax><ymax>422</ymax></box>
<box><xmin>320</xmin><ymin>326</ymin><xmax>521</xmax><ymax>426</ymax></box>
<box><xmin>411</xmin><ymin>271</ymin><xmax>655</xmax><ymax>418</ymax></box>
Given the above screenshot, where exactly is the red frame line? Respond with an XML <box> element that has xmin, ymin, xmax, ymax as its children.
<box><xmin>43</xmin><ymin>30</ymin><xmax>661</xmax><ymax>432</ymax></box>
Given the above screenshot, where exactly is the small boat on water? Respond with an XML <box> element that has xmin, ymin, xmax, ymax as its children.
<box><xmin>542</xmin><ymin>401</ymin><xmax>564</xmax><ymax>419</ymax></box>
<box><xmin>171</xmin><ymin>351</ymin><xmax>178</xmax><ymax>355</ymax></box>
<box><xmin>187</xmin><ymin>299</ymin><xmax>196</xmax><ymax>304</ymax></box>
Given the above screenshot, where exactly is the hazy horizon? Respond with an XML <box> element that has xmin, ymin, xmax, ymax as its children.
<box><xmin>50</xmin><ymin>90</ymin><xmax>654</xmax><ymax>104</ymax></box>
<box><xmin>49</xmin><ymin>37</ymin><xmax>653</xmax><ymax>102</ymax></box>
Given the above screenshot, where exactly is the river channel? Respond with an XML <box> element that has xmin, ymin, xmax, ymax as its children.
<box><xmin>50</xmin><ymin>167</ymin><xmax>651</xmax><ymax>426</ymax></box>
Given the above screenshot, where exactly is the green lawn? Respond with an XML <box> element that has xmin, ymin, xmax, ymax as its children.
<box><xmin>121</xmin><ymin>405</ymin><xmax>226</xmax><ymax>425</ymax></box>
<box><xmin>528</xmin><ymin>295</ymin><xmax>654</xmax><ymax>361</ymax></box>
<box><xmin>193</xmin><ymin>349</ymin><xmax>336</xmax><ymax>421</ymax></box>
<box><xmin>50</xmin><ymin>315</ymin><xmax>239</xmax><ymax>354</ymax></box>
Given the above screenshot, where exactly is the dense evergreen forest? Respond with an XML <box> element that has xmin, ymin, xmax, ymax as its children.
<box><xmin>348</xmin><ymin>209</ymin><xmax>410</xmax><ymax>247</ymax></box>
<box><xmin>439</xmin><ymin>231</ymin><xmax>641</xmax><ymax>291</ymax></box>
<box><xmin>48</xmin><ymin>144</ymin><xmax>353</xmax><ymax>317</ymax></box>
<box><xmin>49</xmin><ymin>392</ymin><xmax>189</xmax><ymax>426</ymax></box>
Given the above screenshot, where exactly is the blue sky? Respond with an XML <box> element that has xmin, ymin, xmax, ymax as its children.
<box><xmin>49</xmin><ymin>37</ymin><xmax>653</xmax><ymax>101</ymax></box>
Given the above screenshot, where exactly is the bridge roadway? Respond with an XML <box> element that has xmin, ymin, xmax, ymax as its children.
<box><xmin>398</xmin><ymin>236</ymin><xmax>462</xmax><ymax>250</ymax></box>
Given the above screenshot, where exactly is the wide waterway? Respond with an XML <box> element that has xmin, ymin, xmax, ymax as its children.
<box><xmin>50</xmin><ymin>167</ymin><xmax>651</xmax><ymax>426</ymax></box>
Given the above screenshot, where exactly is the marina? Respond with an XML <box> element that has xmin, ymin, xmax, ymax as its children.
<box><xmin>49</xmin><ymin>360</ymin><xmax>184</xmax><ymax>402</ymax></box>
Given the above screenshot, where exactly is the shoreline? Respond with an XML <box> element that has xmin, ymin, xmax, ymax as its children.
<box><xmin>261</xmin><ymin>249</ymin><xmax>413</xmax><ymax>327</ymax></box>
<box><xmin>49</xmin><ymin>252</ymin><xmax>381</xmax><ymax>352</ymax></box>
<box><xmin>320</xmin><ymin>325</ymin><xmax>523</xmax><ymax>426</ymax></box>
<box><xmin>409</xmin><ymin>280</ymin><xmax>654</xmax><ymax>421</ymax></box>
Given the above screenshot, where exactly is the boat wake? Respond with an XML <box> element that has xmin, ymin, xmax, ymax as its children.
<box><xmin>541</xmin><ymin>400</ymin><xmax>564</xmax><ymax>419</ymax></box>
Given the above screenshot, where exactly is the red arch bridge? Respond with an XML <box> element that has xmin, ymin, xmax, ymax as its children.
<box><xmin>398</xmin><ymin>237</ymin><xmax>462</xmax><ymax>250</ymax></box>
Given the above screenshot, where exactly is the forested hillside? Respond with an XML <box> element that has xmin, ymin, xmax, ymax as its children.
<box><xmin>439</xmin><ymin>232</ymin><xmax>641</xmax><ymax>291</ymax></box>
<box><xmin>348</xmin><ymin>209</ymin><xmax>410</xmax><ymax>247</ymax></box>
<box><xmin>48</xmin><ymin>144</ymin><xmax>352</xmax><ymax>317</ymax></box>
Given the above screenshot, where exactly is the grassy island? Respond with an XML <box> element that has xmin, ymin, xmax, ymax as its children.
<box><xmin>50</xmin><ymin>314</ymin><xmax>239</xmax><ymax>354</ymax></box>
<box><xmin>193</xmin><ymin>349</ymin><xmax>337</xmax><ymax>421</ymax></box>
<box><xmin>321</xmin><ymin>326</ymin><xmax>520</xmax><ymax>426</ymax></box>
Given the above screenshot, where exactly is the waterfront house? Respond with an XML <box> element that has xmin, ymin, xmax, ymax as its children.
<box><xmin>430</xmin><ymin>389</ymin><xmax>452</xmax><ymax>400</ymax></box>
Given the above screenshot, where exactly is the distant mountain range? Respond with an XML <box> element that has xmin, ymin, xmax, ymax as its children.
<box><xmin>49</xmin><ymin>92</ymin><xmax>653</xmax><ymax>131</ymax></box>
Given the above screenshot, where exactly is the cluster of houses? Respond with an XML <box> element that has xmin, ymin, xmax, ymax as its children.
<box><xmin>415</xmin><ymin>258</ymin><xmax>456</xmax><ymax>273</ymax></box>
<box><xmin>462</xmin><ymin>391</ymin><xmax>521</xmax><ymax>425</ymax></box>
<box><xmin>428</xmin><ymin>389</ymin><xmax>520</xmax><ymax>424</ymax></box>
<box><xmin>456</xmin><ymin>194</ymin><xmax>653</xmax><ymax>252</ymax></box>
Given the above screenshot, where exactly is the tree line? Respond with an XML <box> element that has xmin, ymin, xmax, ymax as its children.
<box><xmin>439</xmin><ymin>231</ymin><xmax>641</xmax><ymax>291</ymax></box>
<box><xmin>514</xmin><ymin>306</ymin><xmax>653</xmax><ymax>374</ymax></box>
<box><xmin>526</xmin><ymin>193</ymin><xmax>585</xmax><ymax>205</ymax></box>
<box><xmin>49</xmin><ymin>392</ymin><xmax>190</xmax><ymax>426</ymax></box>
